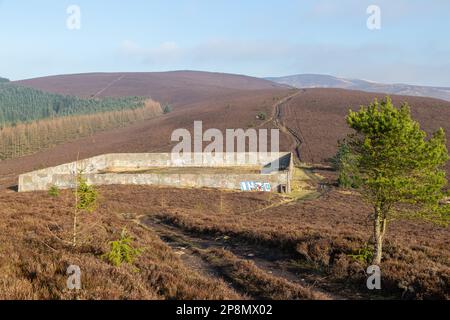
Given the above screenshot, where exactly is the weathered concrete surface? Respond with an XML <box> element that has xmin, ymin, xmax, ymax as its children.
<box><xmin>18</xmin><ymin>153</ymin><xmax>293</xmax><ymax>193</ymax></box>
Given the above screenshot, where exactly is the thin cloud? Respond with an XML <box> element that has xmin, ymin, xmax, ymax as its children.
<box><xmin>119</xmin><ymin>38</ymin><xmax>450</xmax><ymax>86</ymax></box>
<box><xmin>120</xmin><ymin>40</ymin><xmax>182</xmax><ymax>65</ymax></box>
<box><xmin>120</xmin><ymin>39</ymin><xmax>291</xmax><ymax>65</ymax></box>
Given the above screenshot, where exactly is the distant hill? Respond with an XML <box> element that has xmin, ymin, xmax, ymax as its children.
<box><xmin>266</xmin><ymin>74</ymin><xmax>450</xmax><ymax>102</ymax></box>
<box><xmin>0</xmin><ymin>77</ymin><xmax>9</xmax><ymax>83</ymax></box>
<box><xmin>15</xmin><ymin>71</ymin><xmax>287</xmax><ymax>109</ymax></box>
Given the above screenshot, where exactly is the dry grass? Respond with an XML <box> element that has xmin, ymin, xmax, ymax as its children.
<box><xmin>139</xmin><ymin>188</ymin><xmax>449</xmax><ymax>299</ymax></box>
<box><xmin>288</xmin><ymin>167</ymin><xmax>320</xmax><ymax>200</ymax></box>
<box><xmin>0</xmin><ymin>183</ymin><xmax>448</xmax><ymax>299</ymax></box>
<box><xmin>193</xmin><ymin>248</ymin><xmax>330</xmax><ymax>300</ymax></box>
<box><xmin>0</xmin><ymin>189</ymin><xmax>241</xmax><ymax>300</ymax></box>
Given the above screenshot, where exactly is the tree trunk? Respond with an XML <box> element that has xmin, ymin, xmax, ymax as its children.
<box><xmin>73</xmin><ymin>209</ymin><xmax>77</xmax><ymax>247</ymax></box>
<box><xmin>372</xmin><ymin>206</ymin><xmax>387</xmax><ymax>265</ymax></box>
<box><xmin>73</xmin><ymin>153</ymin><xmax>79</xmax><ymax>248</ymax></box>
<box><xmin>73</xmin><ymin>178</ymin><xmax>78</xmax><ymax>247</ymax></box>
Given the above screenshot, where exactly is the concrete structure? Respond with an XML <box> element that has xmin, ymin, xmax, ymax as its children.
<box><xmin>18</xmin><ymin>152</ymin><xmax>293</xmax><ymax>193</ymax></box>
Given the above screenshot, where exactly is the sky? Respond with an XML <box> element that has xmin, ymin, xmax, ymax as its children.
<box><xmin>0</xmin><ymin>0</ymin><xmax>449</xmax><ymax>86</ymax></box>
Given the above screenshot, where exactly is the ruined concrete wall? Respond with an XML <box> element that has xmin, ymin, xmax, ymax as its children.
<box><xmin>105</xmin><ymin>152</ymin><xmax>290</xmax><ymax>168</ymax></box>
<box><xmin>34</xmin><ymin>172</ymin><xmax>288</xmax><ymax>192</ymax></box>
<box><xmin>18</xmin><ymin>155</ymin><xmax>109</xmax><ymax>192</ymax></box>
<box><xmin>18</xmin><ymin>152</ymin><xmax>292</xmax><ymax>192</ymax></box>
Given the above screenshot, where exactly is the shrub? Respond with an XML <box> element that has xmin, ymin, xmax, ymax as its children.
<box><xmin>102</xmin><ymin>229</ymin><xmax>143</xmax><ymax>267</ymax></box>
<box><xmin>48</xmin><ymin>185</ymin><xmax>60</xmax><ymax>197</ymax></box>
<box><xmin>348</xmin><ymin>244</ymin><xmax>374</xmax><ymax>264</ymax></box>
<box><xmin>76</xmin><ymin>175</ymin><xmax>97</xmax><ymax>212</ymax></box>
<box><xmin>257</xmin><ymin>112</ymin><xmax>267</xmax><ymax>120</ymax></box>
<box><xmin>331</xmin><ymin>142</ymin><xmax>361</xmax><ymax>189</ymax></box>
<box><xmin>163</xmin><ymin>104</ymin><xmax>172</xmax><ymax>114</ymax></box>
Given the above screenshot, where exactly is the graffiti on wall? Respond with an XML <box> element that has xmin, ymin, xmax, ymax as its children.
<box><xmin>240</xmin><ymin>181</ymin><xmax>272</xmax><ymax>192</ymax></box>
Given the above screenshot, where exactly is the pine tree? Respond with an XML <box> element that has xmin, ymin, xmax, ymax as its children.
<box><xmin>345</xmin><ymin>97</ymin><xmax>450</xmax><ymax>264</ymax></box>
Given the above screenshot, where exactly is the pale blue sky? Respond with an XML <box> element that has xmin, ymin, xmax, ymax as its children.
<box><xmin>0</xmin><ymin>0</ymin><xmax>449</xmax><ymax>86</ymax></box>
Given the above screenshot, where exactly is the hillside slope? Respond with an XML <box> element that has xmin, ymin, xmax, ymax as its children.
<box><xmin>2</xmin><ymin>86</ymin><xmax>450</xmax><ymax>187</ymax></box>
<box><xmin>278</xmin><ymin>88</ymin><xmax>450</xmax><ymax>170</ymax></box>
<box><xmin>5</xmin><ymin>69</ymin><xmax>450</xmax><ymax>186</ymax></box>
<box><xmin>15</xmin><ymin>71</ymin><xmax>286</xmax><ymax>109</ymax></box>
<box><xmin>0</xmin><ymin>88</ymin><xmax>293</xmax><ymax>188</ymax></box>
<box><xmin>0</xmin><ymin>82</ymin><xmax>148</xmax><ymax>125</ymax></box>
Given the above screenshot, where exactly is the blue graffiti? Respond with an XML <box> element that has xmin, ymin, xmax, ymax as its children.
<box><xmin>240</xmin><ymin>181</ymin><xmax>272</xmax><ymax>192</ymax></box>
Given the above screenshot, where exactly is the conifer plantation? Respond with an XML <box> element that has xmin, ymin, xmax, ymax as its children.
<box><xmin>0</xmin><ymin>83</ymin><xmax>162</xmax><ymax>160</ymax></box>
<box><xmin>0</xmin><ymin>83</ymin><xmax>150</xmax><ymax>126</ymax></box>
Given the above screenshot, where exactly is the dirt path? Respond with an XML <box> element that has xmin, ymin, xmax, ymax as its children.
<box><xmin>92</xmin><ymin>74</ymin><xmax>125</xmax><ymax>98</ymax></box>
<box><xmin>269</xmin><ymin>92</ymin><xmax>333</xmax><ymax>197</ymax></box>
<box><xmin>270</xmin><ymin>91</ymin><xmax>304</xmax><ymax>163</ymax></box>
<box><xmin>131</xmin><ymin>214</ymin><xmax>348</xmax><ymax>300</ymax></box>
<box><xmin>270</xmin><ymin>90</ymin><xmax>317</xmax><ymax>166</ymax></box>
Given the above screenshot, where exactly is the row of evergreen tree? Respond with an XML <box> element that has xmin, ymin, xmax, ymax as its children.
<box><xmin>0</xmin><ymin>83</ymin><xmax>149</xmax><ymax>126</ymax></box>
<box><xmin>0</xmin><ymin>100</ymin><xmax>162</xmax><ymax>160</ymax></box>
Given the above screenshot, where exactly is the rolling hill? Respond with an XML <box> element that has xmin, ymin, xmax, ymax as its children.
<box><xmin>15</xmin><ymin>71</ymin><xmax>286</xmax><ymax>109</ymax></box>
<box><xmin>276</xmin><ymin>88</ymin><xmax>450</xmax><ymax>174</ymax></box>
<box><xmin>3</xmin><ymin>71</ymin><xmax>450</xmax><ymax>182</ymax></box>
<box><xmin>267</xmin><ymin>74</ymin><xmax>450</xmax><ymax>102</ymax></box>
<box><xmin>0</xmin><ymin>87</ymin><xmax>293</xmax><ymax>188</ymax></box>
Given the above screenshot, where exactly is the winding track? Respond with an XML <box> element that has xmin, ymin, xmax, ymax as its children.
<box><xmin>271</xmin><ymin>91</ymin><xmax>304</xmax><ymax>163</ymax></box>
<box><xmin>271</xmin><ymin>91</ymin><xmax>333</xmax><ymax>195</ymax></box>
